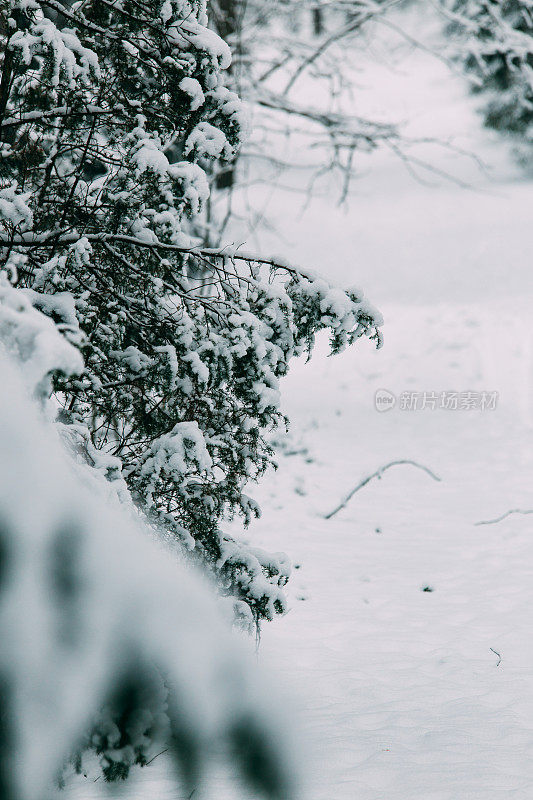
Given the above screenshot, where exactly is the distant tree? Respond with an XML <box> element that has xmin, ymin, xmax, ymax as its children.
<box><xmin>442</xmin><ymin>0</ymin><xmax>533</xmax><ymax>147</ymax></box>
<box><xmin>205</xmin><ymin>0</ymin><xmax>404</xmax><ymax>244</ymax></box>
<box><xmin>0</xmin><ymin>0</ymin><xmax>382</xmax><ymax>627</ymax></box>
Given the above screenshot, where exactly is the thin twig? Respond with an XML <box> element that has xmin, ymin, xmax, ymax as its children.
<box><xmin>475</xmin><ymin>509</ymin><xmax>533</xmax><ymax>526</ymax></box>
<box><xmin>324</xmin><ymin>460</ymin><xmax>441</xmax><ymax>520</ymax></box>
<box><xmin>490</xmin><ymin>647</ymin><xmax>502</xmax><ymax>667</ymax></box>
<box><xmin>0</xmin><ymin>232</ymin><xmax>316</xmax><ymax>281</ymax></box>
<box><xmin>145</xmin><ymin>748</ymin><xmax>168</xmax><ymax>765</ymax></box>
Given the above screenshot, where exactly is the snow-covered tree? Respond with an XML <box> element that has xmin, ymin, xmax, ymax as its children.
<box><xmin>0</xmin><ymin>0</ymin><xmax>382</xmax><ymax>627</ymax></box>
<box><xmin>0</xmin><ymin>286</ymin><xmax>295</xmax><ymax>798</ymax></box>
<box><xmin>442</xmin><ymin>0</ymin><xmax>533</xmax><ymax>146</ymax></box>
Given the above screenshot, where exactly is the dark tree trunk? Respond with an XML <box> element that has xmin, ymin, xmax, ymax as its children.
<box><xmin>215</xmin><ymin>0</ymin><xmax>240</xmax><ymax>42</ymax></box>
<box><xmin>312</xmin><ymin>8</ymin><xmax>324</xmax><ymax>37</ymax></box>
<box><xmin>212</xmin><ymin>0</ymin><xmax>242</xmax><ymax>190</ymax></box>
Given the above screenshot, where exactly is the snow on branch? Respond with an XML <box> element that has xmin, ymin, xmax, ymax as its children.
<box><xmin>0</xmin><ymin>348</ymin><xmax>296</xmax><ymax>800</ymax></box>
<box><xmin>0</xmin><ymin>0</ymin><xmax>382</xmax><ymax>627</ymax></box>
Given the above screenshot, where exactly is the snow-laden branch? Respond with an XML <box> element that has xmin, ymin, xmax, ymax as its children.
<box><xmin>0</xmin><ymin>231</ymin><xmax>354</xmax><ymax>288</ymax></box>
<box><xmin>0</xmin><ymin>344</ymin><xmax>296</xmax><ymax>799</ymax></box>
<box><xmin>0</xmin><ymin>0</ymin><xmax>383</xmax><ymax>629</ymax></box>
<box><xmin>0</xmin><ymin>105</ymin><xmax>116</xmax><ymax>128</ymax></box>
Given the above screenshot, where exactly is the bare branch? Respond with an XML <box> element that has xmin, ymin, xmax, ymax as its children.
<box><xmin>475</xmin><ymin>509</ymin><xmax>533</xmax><ymax>527</ymax></box>
<box><xmin>324</xmin><ymin>460</ymin><xmax>442</xmax><ymax>520</ymax></box>
<box><xmin>282</xmin><ymin>0</ymin><xmax>403</xmax><ymax>97</ymax></box>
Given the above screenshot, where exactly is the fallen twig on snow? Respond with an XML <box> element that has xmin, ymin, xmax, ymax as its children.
<box><xmin>324</xmin><ymin>460</ymin><xmax>442</xmax><ymax>520</ymax></box>
<box><xmin>475</xmin><ymin>509</ymin><xmax>533</xmax><ymax>526</ymax></box>
<box><xmin>145</xmin><ymin>748</ymin><xmax>169</xmax><ymax>766</ymax></box>
<box><xmin>490</xmin><ymin>648</ymin><xmax>502</xmax><ymax>667</ymax></box>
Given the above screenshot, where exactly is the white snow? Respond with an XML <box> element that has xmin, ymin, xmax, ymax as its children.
<box><xmin>170</xmin><ymin>19</ymin><xmax>232</xmax><ymax>69</ymax></box>
<box><xmin>185</xmin><ymin>121</ymin><xmax>232</xmax><ymax>159</ymax></box>
<box><xmin>179</xmin><ymin>76</ymin><xmax>206</xmax><ymax>110</ymax></box>
<box><xmin>11</xmin><ymin>17</ymin><xmax>100</xmax><ymax>87</ymax></box>
<box><xmin>0</xmin><ymin>184</ymin><xmax>33</xmax><ymax>229</ymax></box>
<box><xmin>63</xmin><ymin>5</ymin><xmax>533</xmax><ymax>800</ymax></box>
<box><xmin>0</xmin><ymin>351</ymin><xmax>295</xmax><ymax>800</ymax></box>
<box><xmin>231</xmin><ymin>10</ymin><xmax>533</xmax><ymax>800</ymax></box>
<box><xmin>139</xmin><ymin>420</ymin><xmax>213</xmax><ymax>509</ymax></box>
<box><xmin>0</xmin><ymin>279</ymin><xmax>83</xmax><ymax>400</ymax></box>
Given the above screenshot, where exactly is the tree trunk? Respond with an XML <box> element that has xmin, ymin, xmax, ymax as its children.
<box><xmin>212</xmin><ymin>0</ymin><xmax>241</xmax><ymax>190</ymax></box>
<box><xmin>312</xmin><ymin>8</ymin><xmax>324</xmax><ymax>36</ymax></box>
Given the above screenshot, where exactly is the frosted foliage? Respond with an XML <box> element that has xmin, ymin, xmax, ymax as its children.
<box><xmin>170</xmin><ymin>19</ymin><xmax>232</xmax><ymax>70</ymax></box>
<box><xmin>0</xmin><ymin>279</ymin><xmax>83</xmax><ymax>401</ymax></box>
<box><xmin>0</xmin><ymin>186</ymin><xmax>32</xmax><ymax>229</ymax></box>
<box><xmin>179</xmin><ymin>77</ymin><xmax>206</xmax><ymax>110</ymax></box>
<box><xmin>0</xmin><ymin>0</ymin><xmax>381</xmax><ymax>625</ymax></box>
<box><xmin>0</xmin><ymin>352</ymin><xmax>295</xmax><ymax>800</ymax></box>
<box><xmin>2</xmin><ymin>0</ymin><xmax>242</xmax><ymax>250</ymax></box>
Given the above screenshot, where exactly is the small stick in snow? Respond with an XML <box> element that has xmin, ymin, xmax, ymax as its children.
<box><xmin>145</xmin><ymin>748</ymin><xmax>169</xmax><ymax>765</ymax></box>
<box><xmin>490</xmin><ymin>648</ymin><xmax>502</xmax><ymax>667</ymax></box>
<box><xmin>324</xmin><ymin>460</ymin><xmax>441</xmax><ymax>520</ymax></box>
<box><xmin>475</xmin><ymin>509</ymin><xmax>533</xmax><ymax>526</ymax></box>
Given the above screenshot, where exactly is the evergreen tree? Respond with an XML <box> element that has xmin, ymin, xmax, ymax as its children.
<box><xmin>444</xmin><ymin>0</ymin><xmax>533</xmax><ymax>145</ymax></box>
<box><xmin>0</xmin><ymin>0</ymin><xmax>382</xmax><ymax>627</ymax></box>
<box><xmin>0</xmin><ymin>289</ymin><xmax>294</xmax><ymax>797</ymax></box>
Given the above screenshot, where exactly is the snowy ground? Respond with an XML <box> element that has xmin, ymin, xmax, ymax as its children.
<box><xmin>245</xmin><ymin>12</ymin><xmax>533</xmax><ymax>797</ymax></box>
<box><xmin>68</xmin><ymin>7</ymin><xmax>533</xmax><ymax>800</ymax></box>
